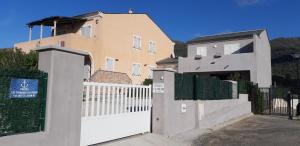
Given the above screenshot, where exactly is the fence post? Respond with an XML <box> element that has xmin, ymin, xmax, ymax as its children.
<box><xmin>36</xmin><ymin>46</ymin><xmax>88</xmax><ymax>146</ymax></box>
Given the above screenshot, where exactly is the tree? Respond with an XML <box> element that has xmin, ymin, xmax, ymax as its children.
<box><xmin>0</xmin><ymin>48</ymin><xmax>38</xmax><ymax>70</ymax></box>
<box><xmin>143</xmin><ymin>78</ymin><xmax>153</xmax><ymax>85</ymax></box>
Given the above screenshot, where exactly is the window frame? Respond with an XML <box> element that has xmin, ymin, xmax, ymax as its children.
<box><xmin>148</xmin><ymin>41</ymin><xmax>156</xmax><ymax>54</ymax></box>
<box><xmin>132</xmin><ymin>63</ymin><xmax>141</xmax><ymax>76</ymax></box>
<box><xmin>80</xmin><ymin>24</ymin><xmax>93</xmax><ymax>38</ymax></box>
<box><xmin>196</xmin><ymin>46</ymin><xmax>207</xmax><ymax>56</ymax></box>
<box><xmin>105</xmin><ymin>57</ymin><xmax>115</xmax><ymax>71</ymax></box>
<box><xmin>133</xmin><ymin>35</ymin><xmax>142</xmax><ymax>49</ymax></box>
<box><xmin>148</xmin><ymin>65</ymin><xmax>155</xmax><ymax>79</ymax></box>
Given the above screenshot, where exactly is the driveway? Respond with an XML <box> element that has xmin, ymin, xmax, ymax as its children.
<box><xmin>193</xmin><ymin>115</ymin><xmax>300</xmax><ymax>146</ymax></box>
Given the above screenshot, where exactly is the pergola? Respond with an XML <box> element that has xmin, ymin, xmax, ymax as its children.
<box><xmin>27</xmin><ymin>16</ymin><xmax>86</xmax><ymax>41</ymax></box>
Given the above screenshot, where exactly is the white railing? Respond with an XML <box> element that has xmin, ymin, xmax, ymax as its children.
<box><xmin>82</xmin><ymin>82</ymin><xmax>152</xmax><ymax>118</ymax></box>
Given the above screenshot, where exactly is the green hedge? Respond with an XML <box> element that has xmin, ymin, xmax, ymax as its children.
<box><xmin>175</xmin><ymin>73</ymin><xmax>233</xmax><ymax>100</ymax></box>
<box><xmin>0</xmin><ymin>69</ymin><xmax>47</xmax><ymax>137</ymax></box>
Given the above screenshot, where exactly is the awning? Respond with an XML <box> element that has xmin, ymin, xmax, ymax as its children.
<box><xmin>27</xmin><ymin>16</ymin><xmax>86</xmax><ymax>27</ymax></box>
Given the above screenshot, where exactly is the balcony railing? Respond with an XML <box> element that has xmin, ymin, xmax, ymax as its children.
<box><xmin>14</xmin><ymin>33</ymin><xmax>95</xmax><ymax>53</ymax></box>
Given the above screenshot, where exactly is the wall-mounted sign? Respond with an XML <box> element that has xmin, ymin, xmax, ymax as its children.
<box><xmin>10</xmin><ymin>79</ymin><xmax>39</xmax><ymax>98</ymax></box>
<box><xmin>181</xmin><ymin>104</ymin><xmax>187</xmax><ymax>113</ymax></box>
<box><xmin>153</xmin><ymin>83</ymin><xmax>164</xmax><ymax>93</ymax></box>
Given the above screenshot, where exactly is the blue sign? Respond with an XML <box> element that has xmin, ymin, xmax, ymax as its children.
<box><xmin>10</xmin><ymin>79</ymin><xmax>39</xmax><ymax>98</ymax></box>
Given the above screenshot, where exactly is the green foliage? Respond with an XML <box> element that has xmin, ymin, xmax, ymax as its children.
<box><xmin>0</xmin><ymin>48</ymin><xmax>38</xmax><ymax>70</ymax></box>
<box><xmin>143</xmin><ymin>78</ymin><xmax>153</xmax><ymax>85</ymax></box>
<box><xmin>0</xmin><ymin>69</ymin><xmax>47</xmax><ymax>137</ymax></box>
<box><xmin>228</xmin><ymin>72</ymin><xmax>241</xmax><ymax>81</ymax></box>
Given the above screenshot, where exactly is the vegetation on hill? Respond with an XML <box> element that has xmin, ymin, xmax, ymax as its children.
<box><xmin>270</xmin><ymin>38</ymin><xmax>300</xmax><ymax>88</ymax></box>
<box><xmin>271</xmin><ymin>38</ymin><xmax>300</xmax><ymax>59</ymax></box>
<box><xmin>0</xmin><ymin>48</ymin><xmax>38</xmax><ymax>70</ymax></box>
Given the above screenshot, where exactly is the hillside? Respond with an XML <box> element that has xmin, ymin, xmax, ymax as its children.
<box><xmin>271</xmin><ymin>38</ymin><xmax>300</xmax><ymax>59</ymax></box>
<box><xmin>271</xmin><ymin>37</ymin><xmax>300</xmax><ymax>81</ymax></box>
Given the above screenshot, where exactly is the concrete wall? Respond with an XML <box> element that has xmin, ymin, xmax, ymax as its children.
<box><xmin>0</xmin><ymin>46</ymin><xmax>87</xmax><ymax>146</ymax></box>
<box><xmin>197</xmin><ymin>94</ymin><xmax>251</xmax><ymax>129</ymax></box>
<box><xmin>178</xmin><ymin>30</ymin><xmax>272</xmax><ymax>88</ymax></box>
<box><xmin>254</xmin><ymin>31</ymin><xmax>272</xmax><ymax>88</ymax></box>
<box><xmin>152</xmin><ymin>70</ymin><xmax>252</xmax><ymax>137</ymax></box>
<box><xmin>187</xmin><ymin>38</ymin><xmax>253</xmax><ymax>57</ymax></box>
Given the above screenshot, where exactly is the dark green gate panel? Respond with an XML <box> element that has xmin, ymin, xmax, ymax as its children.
<box><xmin>175</xmin><ymin>73</ymin><xmax>194</xmax><ymax>100</ymax></box>
<box><xmin>175</xmin><ymin>74</ymin><xmax>233</xmax><ymax>100</ymax></box>
<box><xmin>0</xmin><ymin>69</ymin><xmax>47</xmax><ymax>137</ymax></box>
<box><xmin>194</xmin><ymin>76</ymin><xmax>233</xmax><ymax>100</ymax></box>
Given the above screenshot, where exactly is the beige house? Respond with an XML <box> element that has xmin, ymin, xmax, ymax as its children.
<box><xmin>14</xmin><ymin>11</ymin><xmax>174</xmax><ymax>84</ymax></box>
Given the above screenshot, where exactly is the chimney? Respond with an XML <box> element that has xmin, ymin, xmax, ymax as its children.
<box><xmin>128</xmin><ymin>8</ymin><xmax>133</xmax><ymax>14</ymax></box>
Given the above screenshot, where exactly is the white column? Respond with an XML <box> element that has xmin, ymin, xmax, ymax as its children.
<box><xmin>40</xmin><ymin>24</ymin><xmax>43</xmax><ymax>40</ymax></box>
<box><xmin>53</xmin><ymin>20</ymin><xmax>57</xmax><ymax>36</ymax></box>
<box><xmin>29</xmin><ymin>26</ymin><xmax>32</xmax><ymax>41</ymax></box>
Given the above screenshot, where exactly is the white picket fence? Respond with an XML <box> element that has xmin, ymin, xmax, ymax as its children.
<box><xmin>80</xmin><ymin>82</ymin><xmax>152</xmax><ymax>146</ymax></box>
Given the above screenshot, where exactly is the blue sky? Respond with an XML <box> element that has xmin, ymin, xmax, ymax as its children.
<box><xmin>0</xmin><ymin>0</ymin><xmax>299</xmax><ymax>48</ymax></box>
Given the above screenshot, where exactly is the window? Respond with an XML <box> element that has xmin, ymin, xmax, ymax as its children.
<box><xmin>148</xmin><ymin>65</ymin><xmax>155</xmax><ymax>79</ymax></box>
<box><xmin>196</xmin><ymin>47</ymin><xmax>207</xmax><ymax>56</ymax></box>
<box><xmin>106</xmin><ymin>58</ymin><xmax>115</xmax><ymax>71</ymax></box>
<box><xmin>132</xmin><ymin>63</ymin><xmax>141</xmax><ymax>76</ymax></box>
<box><xmin>58</xmin><ymin>41</ymin><xmax>65</xmax><ymax>47</ymax></box>
<box><xmin>80</xmin><ymin>25</ymin><xmax>92</xmax><ymax>38</ymax></box>
<box><xmin>224</xmin><ymin>43</ymin><xmax>240</xmax><ymax>55</ymax></box>
<box><xmin>148</xmin><ymin>41</ymin><xmax>156</xmax><ymax>54</ymax></box>
<box><xmin>133</xmin><ymin>35</ymin><xmax>141</xmax><ymax>49</ymax></box>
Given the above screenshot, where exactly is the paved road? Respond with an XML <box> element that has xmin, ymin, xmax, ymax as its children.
<box><xmin>193</xmin><ymin>115</ymin><xmax>300</xmax><ymax>146</ymax></box>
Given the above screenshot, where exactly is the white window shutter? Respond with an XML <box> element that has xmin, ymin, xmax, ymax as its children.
<box><xmin>196</xmin><ymin>47</ymin><xmax>207</xmax><ymax>56</ymax></box>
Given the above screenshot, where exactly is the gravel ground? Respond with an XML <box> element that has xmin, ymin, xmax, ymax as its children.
<box><xmin>193</xmin><ymin>115</ymin><xmax>300</xmax><ymax>146</ymax></box>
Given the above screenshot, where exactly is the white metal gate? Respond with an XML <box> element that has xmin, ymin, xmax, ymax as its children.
<box><xmin>80</xmin><ymin>82</ymin><xmax>152</xmax><ymax>146</ymax></box>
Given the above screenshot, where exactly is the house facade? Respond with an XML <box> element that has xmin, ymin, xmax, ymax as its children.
<box><xmin>178</xmin><ymin>29</ymin><xmax>272</xmax><ymax>88</ymax></box>
<box><xmin>14</xmin><ymin>11</ymin><xmax>174</xmax><ymax>84</ymax></box>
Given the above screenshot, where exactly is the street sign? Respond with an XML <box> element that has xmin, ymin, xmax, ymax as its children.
<box><xmin>10</xmin><ymin>78</ymin><xmax>39</xmax><ymax>98</ymax></box>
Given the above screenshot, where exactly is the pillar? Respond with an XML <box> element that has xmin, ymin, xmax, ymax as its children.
<box><xmin>53</xmin><ymin>21</ymin><xmax>57</xmax><ymax>36</ymax></box>
<box><xmin>152</xmin><ymin>69</ymin><xmax>198</xmax><ymax>137</ymax></box>
<box><xmin>40</xmin><ymin>24</ymin><xmax>43</xmax><ymax>40</ymax></box>
<box><xmin>29</xmin><ymin>26</ymin><xmax>32</xmax><ymax>41</ymax></box>
<box><xmin>36</xmin><ymin>46</ymin><xmax>88</xmax><ymax>146</ymax></box>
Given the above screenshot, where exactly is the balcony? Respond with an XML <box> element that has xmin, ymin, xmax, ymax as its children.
<box><xmin>14</xmin><ymin>33</ymin><xmax>95</xmax><ymax>54</ymax></box>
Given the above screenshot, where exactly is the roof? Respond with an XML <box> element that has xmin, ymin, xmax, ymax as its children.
<box><xmin>73</xmin><ymin>11</ymin><xmax>102</xmax><ymax>19</ymax></box>
<box><xmin>156</xmin><ymin>57</ymin><xmax>178</xmax><ymax>64</ymax></box>
<box><xmin>188</xmin><ymin>29</ymin><xmax>265</xmax><ymax>44</ymax></box>
<box><xmin>27</xmin><ymin>16</ymin><xmax>86</xmax><ymax>26</ymax></box>
<box><xmin>27</xmin><ymin>11</ymin><xmax>103</xmax><ymax>26</ymax></box>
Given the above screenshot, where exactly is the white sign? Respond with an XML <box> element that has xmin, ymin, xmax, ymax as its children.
<box><xmin>181</xmin><ymin>104</ymin><xmax>187</xmax><ymax>113</ymax></box>
<box><xmin>153</xmin><ymin>83</ymin><xmax>164</xmax><ymax>93</ymax></box>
